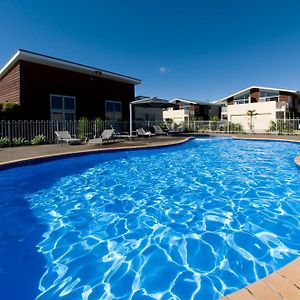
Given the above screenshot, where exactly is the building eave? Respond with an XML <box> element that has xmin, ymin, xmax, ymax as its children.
<box><xmin>0</xmin><ymin>49</ymin><xmax>142</xmax><ymax>85</ymax></box>
<box><xmin>170</xmin><ymin>97</ymin><xmax>220</xmax><ymax>106</ymax></box>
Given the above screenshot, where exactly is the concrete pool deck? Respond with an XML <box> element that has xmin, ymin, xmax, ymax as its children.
<box><xmin>1</xmin><ymin>133</ymin><xmax>300</xmax><ymax>299</ymax></box>
<box><xmin>0</xmin><ymin>136</ymin><xmax>190</xmax><ymax>167</ymax></box>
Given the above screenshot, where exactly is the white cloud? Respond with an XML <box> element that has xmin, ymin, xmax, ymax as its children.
<box><xmin>159</xmin><ymin>66</ymin><xmax>171</xmax><ymax>75</ymax></box>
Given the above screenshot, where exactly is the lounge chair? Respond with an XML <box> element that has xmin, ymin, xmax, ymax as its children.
<box><xmin>153</xmin><ymin>125</ymin><xmax>168</xmax><ymax>135</ymax></box>
<box><xmin>111</xmin><ymin>124</ymin><xmax>136</xmax><ymax>139</ymax></box>
<box><xmin>166</xmin><ymin>124</ymin><xmax>179</xmax><ymax>134</ymax></box>
<box><xmin>89</xmin><ymin>129</ymin><xmax>115</xmax><ymax>145</ymax></box>
<box><xmin>136</xmin><ymin>128</ymin><xmax>155</xmax><ymax>138</ymax></box>
<box><xmin>55</xmin><ymin>131</ymin><xmax>83</xmax><ymax>145</ymax></box>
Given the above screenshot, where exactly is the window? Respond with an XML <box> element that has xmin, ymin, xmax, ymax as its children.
<box><xmin>259</xmin><ymin>90</ymin><xmax>279</xmax><ymax>102</ymax></box>
<box><xmin>105</xmin><ymin>100</ymin><xmax>122</xmax><ymax>120</ymax></box>
<box><xmin>50</xmin><ymin>95</ymin><xmax>76</xmax><ymax>121</ymax></box>
<box><xmin>233</xmin><ymin>93</ymin><xmax>250</xmax><ymax>105</ymax></box>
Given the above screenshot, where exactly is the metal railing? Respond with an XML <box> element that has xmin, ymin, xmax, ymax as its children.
<box><xmin>0</xmin><ymin>119</ymin><xmax>300</xmax><ymax>146</ymax></box>
<box><xmin>0</xmin><ymin>120</ymin><xmax>168</xmax><ymax>145</ymax></box>
<box><xmin>192</xmin><ymin>119</ymin><xmax>300</xmax><ymax>135</ymax></box>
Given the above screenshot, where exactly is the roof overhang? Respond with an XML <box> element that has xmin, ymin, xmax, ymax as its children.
<box><xmin>131</xmin><ymin>97</ymin><xmax>176</xmax><ymax>108</ymax></box>
<box><xmin>217</xmin><ymin>86</ymin><xmax>300</xmax><ymax>103</ymax></box>
<box><xmin>0</xmin><ymin>49</ymin><xmax>141</xmax><ymax>85</ymax></box>
<box><xmin>170</xmin><ymin>97</ymin><xmax>220</xmax><ymax>106</ymax></box>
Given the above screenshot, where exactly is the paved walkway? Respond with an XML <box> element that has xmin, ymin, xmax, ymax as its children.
<box><xmin>0</xmin><ymin>136</ymin><xmax>189</xmax><ymax>166</ymax></box>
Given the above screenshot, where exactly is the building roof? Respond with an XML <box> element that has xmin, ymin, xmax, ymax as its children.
<box><xmin>132</xmin><ymin>96</ymin><xmax>175</xmax><ymax>108</ymax></box>
<box><xmin>217</xmin><ymin>86</ymin><xmax>300</xmax><ymax>103</ymax></box>
<box><xmin>0</xmin><ymin>49</ymin><xmax>141</xmax><ymax>85</ymax></box>
<box><xmin>170</xmin><ymin>97</ymin><xmax>219</xmax><ymax>106</ymax></box>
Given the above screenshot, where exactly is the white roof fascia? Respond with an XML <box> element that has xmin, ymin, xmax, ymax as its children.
<box><xmin>0</xmin><ymin>50</ymin><xmax>21</xmax><ymax>76</ymax></box>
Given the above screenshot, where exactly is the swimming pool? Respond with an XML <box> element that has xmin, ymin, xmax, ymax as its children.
<box><xmin>1</xmin><ymin>138</ymin><xmax>300</xmax><ymax>299</ymax></box>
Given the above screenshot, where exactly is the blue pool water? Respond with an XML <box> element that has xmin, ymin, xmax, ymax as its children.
<box><xmin>1</xmin><ymin>138</ymin><xmax>300</xmax><ymax>299</ymax></box>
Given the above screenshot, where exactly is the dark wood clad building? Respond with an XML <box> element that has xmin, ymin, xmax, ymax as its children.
<box><xmin>0</xmin><ymin>50</ymin><xmax>141</xmax><ymax>120</ymax></box>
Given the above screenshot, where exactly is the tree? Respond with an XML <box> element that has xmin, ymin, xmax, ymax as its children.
<box><xmin>247</xmin><ymin>110</ymin><xmax>257</xmax><ymax>132</ymax></box>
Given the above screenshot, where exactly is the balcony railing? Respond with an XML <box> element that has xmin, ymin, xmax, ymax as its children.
<box><xmin>259</xmin><ymin>96</ymin><xmax>279</xmax><ymax>102</ymax></box>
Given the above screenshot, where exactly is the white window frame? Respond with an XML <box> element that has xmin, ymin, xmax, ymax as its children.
<box><xmin>259</xmin><ymin>90</ymin><xmax>279</xmax><ymax>102</ymax></box>
<box><xmin>105</xmin><ymin>100</ymin><xmax>122</xmax><ymax>120</ymax></box>
<box><xmin>50</xmin><ymin>94</ymin><xmax>76</xmax><ymax>121</ymax></box>
<box><xmin>233</xmin><ymin>93</ymin><xmax>250</xmax><ymax>105</ymax></box>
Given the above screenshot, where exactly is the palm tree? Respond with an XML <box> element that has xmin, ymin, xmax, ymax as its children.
<box><xmin>247</xmin><ymin>110</ymin><xmax>257</xmax><ymax>132</ymax></box>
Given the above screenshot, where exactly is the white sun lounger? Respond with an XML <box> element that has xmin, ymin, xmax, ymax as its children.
<box><xmin>153</xmin><ymin>125</ymin><xmax>168</xmax><ymax>135</ymax></box>
<box><xmin>55</xmin><ymin>131</ymin><xmax>82</xmax><ymax>145</ymax></box>
<box><xmin>136</xmin><ymin>128</ymin><xmax>155</xmax><ymax>138</ymax></box>
<box><xmin>89</xmin><ymin>129</ymin><xmax>115</xmax><ymax>145</ymax></box>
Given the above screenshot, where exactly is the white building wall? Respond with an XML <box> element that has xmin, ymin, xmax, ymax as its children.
<box><xmin>227</xmin><ymin>101</ymin><xmax>278</xmax><ymax>132</ymax></box>
<box><xmin>163</xmin><ymin>108</ymin><xmax>185</xmax><ymax>124</ymax></box>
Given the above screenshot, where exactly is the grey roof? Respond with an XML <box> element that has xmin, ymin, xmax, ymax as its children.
<box><xmin>170</xmin><ymin>97</ymin><xmax>220</xmax><ymax>106</ymax></box>
<box><xmin>132</xmin><ymin>96</ymin><xmax>176</xmax><ymax>108</ymax></box>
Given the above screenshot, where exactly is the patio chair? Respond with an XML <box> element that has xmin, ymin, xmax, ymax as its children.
<box><xmin>88</xmin><ymin>129</ymin><xmax>115</xmax><ymax>145</ymax></box>
<box><xmin>55</xmin><ymin>131</ymin><xmax>83</xmax><ymax>145</ymax></box>
<box><xmin>111</xmin><ymin>124</ymin><xmax>136</xmax><ymax>139</ymax></box>
<box><xmin>153</xmin><ymin>125</ymin><xmax>168</xmax><ymax>135</ymax></box>
<box><xmin>136</xmin><ymin>128</ymin><xmax>155</xmax><ymax>138</ymax></box>
<box><xmin>166</xmin><ymin>124</ymin><xmax>179</xmax><ymax>134</ymax></box>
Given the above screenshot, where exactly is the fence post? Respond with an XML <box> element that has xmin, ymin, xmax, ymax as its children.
<box><xmin>8</xmin><ymin>120</ymin><xmax>11</xmax><ymax>147</ymax></box>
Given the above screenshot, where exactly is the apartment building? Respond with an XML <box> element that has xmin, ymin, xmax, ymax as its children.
<box><xmin>219</xmin><ymin>86</ymin><xmax>300</xmax><ymax>132</ymax></box>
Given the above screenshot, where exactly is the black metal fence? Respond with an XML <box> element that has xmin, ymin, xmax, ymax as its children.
<box><xmin>0</xmin><ymin>120</ymin><xmax>166</xmax><ymax>145</ymax></box>
<box><xmin>0</xmin><ymin>119</ymin><xmax>299</xmax><ymax>146</ymax></box>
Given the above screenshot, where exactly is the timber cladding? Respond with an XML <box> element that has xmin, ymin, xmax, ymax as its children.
<box><xmin>19</xmin><ymin>61</ymin><xmax>134</xmax><ymax>120</ymax></box>
<box><xmin>279</xmin><ymin>91</ymin><xmax>291</xmax><ymax>103</ymax></box>
<box><xmin>0</xmin><ymin>63</ymin><xmax>20</xmax><ymax>105</ymax></box>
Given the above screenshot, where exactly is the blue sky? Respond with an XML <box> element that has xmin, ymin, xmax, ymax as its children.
<box><xmin>1</xmin><ymin>0</ymin><xmax>300</xmax><ymax>101</ymax></box>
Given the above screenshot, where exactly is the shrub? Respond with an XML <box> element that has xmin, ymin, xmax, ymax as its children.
<box><xmin>229</xmin><ymin>122</ymin><xmax>244</xmax><ymax>133</ymax></box>
<box><xmin>94</xmin><ymin>117</ymin><xmax>103</xmax><ymax>133</ymax></box>
<box><xmin>0</xmin><ymin>102</ymin><xmax>21</xmax><ymax>120</ymax></box>
<box><xmin>268</xmin><ymin>120</ymin><xmax>294</xmax><ymax>134</ymax></box>
<box><xmin>180</xmin><ymin>122</ymin><xmax>193</xmax><ymax>133</ymax></box>
<box><xmin>0</xmin><ymin>137</ymin><xmax>9</xmax><ymax>147</ymax></box>
<box><xmin>12</xmin><ymin>137</ymin><xmax>29</xmax><ymax>147</ymax></box>
<box><xmin>77</xmin><ymin>117</ymin><xmax>89</xmax><ymax>139</ymax></box>
<box><xmin>165</xmin><ymin>118</ymin><xmax>173</xmax><ymax>124</ymax></box>
<box><xmin>31</xmin><ymin>134</ymin><xmax>46</xmax><ymax>145</ymax></box>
